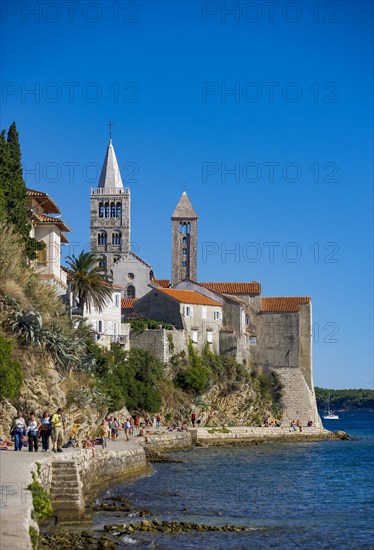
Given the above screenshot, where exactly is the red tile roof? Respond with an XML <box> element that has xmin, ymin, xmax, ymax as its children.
<box><xmin>153</xmin><ymin>279</ymin><xmax>170</xmax><ymax>288</ymax></box>
<box><xmin>261</xmin><ymin>297</ymin><xmax>311</xmax><ymax>313</ymax></box>
<box><xmin>34</xmin><ymin>213</ymin><xmax>71</xmax><ymax>233</ymax></box>
<box><xmin>201</xmin><ymin>282</ymin><xmax>261</xmax><ymax>295</ymax></box>
<box><xmin>156</xmin><ymin>288</ymin><xmax>221</xmax><ymax>307</ymax></box>
<box><xmin>121</xmin><ymin>298</ymin><xmax>138</xmax><ymax>309</ymax></box>
<box><xmin>26</xmin><ymin>188</ymin><xmax>61</xmax><ymax>214</ymax></box>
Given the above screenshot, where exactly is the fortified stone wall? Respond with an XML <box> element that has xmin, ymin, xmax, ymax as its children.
<box><xmin>130</xmin><ymin>328</ymin><xmax>186</xmax><ymax>363</ymax></box>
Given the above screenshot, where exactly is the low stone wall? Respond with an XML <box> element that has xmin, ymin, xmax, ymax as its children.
<box><xmin>37</xmin><ymin>446</ymin><xmax>148</xmax><ymax>520</ymax></box>
<box><xmin>146</xmin><ymin>431</ymin><xmax>192</xmax><ymax>451</ymax></box>
<box><xmin>196</xmin><ymin>426</ymin><xmax>331</xmax><ymax>444</ymax></box>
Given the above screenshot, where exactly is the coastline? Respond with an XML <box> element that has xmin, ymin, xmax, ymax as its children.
<box><xmin>0</xmin><ymin>426</ymin><xmax>338</xmax><ymax>549</ymax></box>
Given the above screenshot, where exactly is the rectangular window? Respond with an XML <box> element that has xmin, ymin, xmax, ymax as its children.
<box><xmin>248</xmin><ymin>336</ymin><xmax>257</xmax><ymax>346</ymax></box>
<box><xmin>245</xmin><ymin>315</ymin><xmax>250</xmax><ymax>325</ymax></box>
<box><xmin>183</xmin><ymin>306</ymin><xmax>193</xmax><ymax>317</ymax></box>
<box><xmin>182</xmin><ymin>261</ymin><xmax>187</xmax><ymax>267</ymax></box>
<box><xmin>182</xmin><ymin>248</ymin><xmax>187</xmax><ymax>255</ymax></box>
<box><xmin>115</xmin><ymin>294</ymin><xmax>120</xmax><ymax>308</ymax></box>
<box><xmin>191</xmin><ymin>329</ymin><xmax>198</xmax><ymax>343</ymax></box>
<box><xmin>98</xmin><ymin>320</ymin><xmax>103</xmax><ymax>333</ymax></box>
<box><xmin>214</xmin><ymin>310</ymin><xmax>222</xmax><ymax>320</ymax></box>
<box><xmin>201</xmin><ymin>306</ymin><xmax>207</xmax><ymax>320</ymax></box>
<box><xmin>206</xmin><ymin>329</ymin><xmax>213</xmax><ymax>343</ymax></box>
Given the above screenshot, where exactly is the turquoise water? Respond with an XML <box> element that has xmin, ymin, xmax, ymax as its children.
<box><xmin>94</xmin><ymin>411</ymin><xmax>374</xmax><ymax>549</ymax></box>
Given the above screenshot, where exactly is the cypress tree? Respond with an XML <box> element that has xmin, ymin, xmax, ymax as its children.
<box><xmin>0</xmin><ymin>131</ymin><xmax>8</xmax><ymax>222</ymax></box>
<box><xmin>0</xmin><ymin>122</ymin><xmax>43</xmax><ymax>260</ymax></box>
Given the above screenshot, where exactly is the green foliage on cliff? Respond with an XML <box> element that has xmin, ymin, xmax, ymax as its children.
<box><xmin>88</xmin><ymin>343</ymin><xmax>165</xmax><ymax>413</ymax></box>
<box><xmin>173</xmin><ymin>342</ymin><xmax>252</xmax><ymax>396</ymax></box>
<box><xmin>315</xmin><ymin>387</ymin><xmax>374</xmax><ymax>410</ymax></box>
<box><xmin>0</xmin><ymin>334</ymin><xmax>23</xmax><ymax>399</ymax></box>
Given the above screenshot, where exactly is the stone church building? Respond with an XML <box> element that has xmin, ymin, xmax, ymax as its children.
<box><xmin>89</xmin><ymin>136</ymin><xmax>322</xmax><ymax>427</ymax></box>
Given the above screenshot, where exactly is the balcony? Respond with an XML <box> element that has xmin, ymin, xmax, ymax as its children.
<box><xmin>91</xmin><ymin>188</ymin><xmax>130</xmax><ymax>196</ymax></box>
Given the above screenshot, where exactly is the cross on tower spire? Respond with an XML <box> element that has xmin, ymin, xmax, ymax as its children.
<box><xmin>107</xmin><ymin>120</ymin><xmax>114</xmax><ymax>141</ymax></box>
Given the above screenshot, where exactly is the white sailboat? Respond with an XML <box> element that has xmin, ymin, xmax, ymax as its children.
<box><xmin>323</xmin><ymin>395</ymin><xmax>339</xmax><ymax>420</ymax></box>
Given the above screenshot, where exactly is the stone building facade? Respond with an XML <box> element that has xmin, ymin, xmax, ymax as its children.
<box><xmin>112</xmin><ymin>251</ymin><xmax>153</xmax><ymax>300</ymax></box>
<box><xmin>134</xmin><ymin>287</ymin><xmax>223</xmax><ymax>354</ymax></box>
<box><xmin>26</xmin><ymin>188</ymin><xmax>70</xmax><ymax>295</ymax></box>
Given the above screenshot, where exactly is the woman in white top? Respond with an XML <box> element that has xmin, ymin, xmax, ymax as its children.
<box><xmin>27</xmin><ymin>412</ymin><xmax>41</xmax><ymax>452</ymax></box>
<box><xmin>11</xmin><ymin>412</ymin><xmax>26</xmax><ymax>451</ymax></box>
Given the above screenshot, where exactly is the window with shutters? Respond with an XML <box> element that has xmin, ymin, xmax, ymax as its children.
<box><xmin>37</xmin><ymin>247</ymin><xmax>47</xmax><ymax>264</ymax></box>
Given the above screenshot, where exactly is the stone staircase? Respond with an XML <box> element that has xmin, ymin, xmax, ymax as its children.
<box><xmin>50</xmin><ymin>460</ymin><xmax>84</xmax><ymax>520</ymax></box>
<box><xmin>272</xmin><ymin>367</ymin><xmax>322</xmax><ymax>428</ymax></box>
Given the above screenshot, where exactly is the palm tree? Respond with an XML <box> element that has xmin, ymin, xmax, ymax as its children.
<box><xmin>66</xmin><ymin>251</ymin><xmax>114</xmax><ymax>316</ymax></box>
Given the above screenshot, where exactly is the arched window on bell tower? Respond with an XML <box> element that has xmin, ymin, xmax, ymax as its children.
<box><xmin>98</xmin><ymin>231</ymin><xmax>107</xmax><ymax>245</ymax></box>
<box><xmin>116</xmin><ymin>202</ymin><xmax>122</xmax><ymax>217</ymax></box>
<box><xmin>99</xmin><ymin>202</ymin><xmax>104</xmax><ymax>218</ymax></box>
<box><xmin>112</xmin><ymin>231</ymin><xmax>122</xmax><ymax>245</ymax></box>
<box><xmin>110</xmin><ymin>202</ymin><xmax>116</xmax><ymax>217</ymax></box>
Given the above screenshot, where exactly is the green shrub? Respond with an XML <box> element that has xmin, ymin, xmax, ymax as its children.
<box><xmin>98</xmin><ymin>347</ymin><xmax>164</xmax><ymax>413</ymax></box>
<box><xmin>175</xmin><ymin>365</ymin><xmax>209</xmax><ymax>394</ymax></box>
<box><xmin>0</xmin><ymin>334</ymin><xmax>22</xmax><ymax>399</ymax></box>
<box><xmin>27</xmin><ymin>472</ymin><xmax>53</xmax><ymax>522</ymax></box>
<box><xmin>126</xmin><ymin>318</ymin><xmax>173</xmax><ymax>334</ymax></box>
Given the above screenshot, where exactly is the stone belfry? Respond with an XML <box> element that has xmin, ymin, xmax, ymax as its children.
<box><xmin>90</xmin><ymin>128</ymin><xmax>130</xmax><ymax>270</ymax></box>
<box><xmin>171</xmin><ymin>191</ymin><xmax>198</xmax><ymax>286</ymax></box>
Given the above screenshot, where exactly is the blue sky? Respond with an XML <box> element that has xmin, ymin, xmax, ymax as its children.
<box><xmin>1</xmin><ymin>1</ymin><xmax>372</xmax><ymax>389</ymax></box>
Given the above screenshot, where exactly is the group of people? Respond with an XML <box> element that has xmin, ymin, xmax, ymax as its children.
<box><xmin>290</xmin><ymin>419</ymin><xmax>303</xmax><ymax>432</ymax></box>
<box><xmin>99</xmin><ymin>415</ymin><xmax>159</xmax><ymax>445</ymax></box>
<box><xmin>10</xmin><ymin>409</ymin><xmax>66</xmax><ymax>452</ymax></box>
<box><xmin>8</xmin><ymin>410</ymin><xmax>202</xmax><ymax>453</ymax></box>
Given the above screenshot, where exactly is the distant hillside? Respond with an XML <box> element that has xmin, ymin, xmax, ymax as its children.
<box><xmin>315</xmin><ymin>388</ymin><xmax>374</xmax><ymax>411</ymax></box>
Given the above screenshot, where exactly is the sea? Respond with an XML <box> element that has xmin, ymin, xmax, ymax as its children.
<box><xmin>93</xmin><ymin>410</ymin><xmax>374</xmax><ymax>549</ymax></box>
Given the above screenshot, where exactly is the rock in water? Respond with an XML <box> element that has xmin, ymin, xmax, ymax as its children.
<box><xmin>334</xmin><ymin>430</ymin><xmax>351</xmax><ymax>440</ymax></box>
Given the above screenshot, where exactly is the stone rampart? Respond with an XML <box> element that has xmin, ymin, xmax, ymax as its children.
<box><xmin>196</xmin><ymin>426</ymin><xmax>331</xmax><ymax>444</ymax></box>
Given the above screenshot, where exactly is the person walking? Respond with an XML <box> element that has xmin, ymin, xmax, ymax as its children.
<box><xmin>191</xmin><ymin>411</ymin><xmax>196</xmax><ymax>427</ymax></box>
<box><xmin>51</xmin><ymin>408</ymin><xmax>65</xmax><ymax>453</ymax></box>
<box><xmin>100</xmin><ymin>419</ymin><xmax>109</xmax><ymax>448</ymax></box>
<box><xmin>156</xmin><ymin>414</ymin><xmax>161</xmax><ymax>429</ymax></box>
<box><xmin>39</xmin><ymin>411</ymin><xmax>52</xmax><ymax>451</ymax></box>
<box><xmin>124</xmin><ymin>418</ymin><xmax>131</xmax><ymax>441</ymax></box>
<box><xmin>27</xmin><ymin>412</ymin><xmax>40</xmax><ymax>452</ymax></box>
<box><xmin>11</xmin><ymin>412</ymin><xmax>26</xmax><ymax>451</ymax></box>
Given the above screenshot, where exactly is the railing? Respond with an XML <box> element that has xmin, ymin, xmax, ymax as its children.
<box><xmin>91</xmin><ymin>188</ymin><xmax>130</xmax><ymax>196</ymax></box>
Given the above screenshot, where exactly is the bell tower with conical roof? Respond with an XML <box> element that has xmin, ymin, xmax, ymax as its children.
<box><xmin>90</xmin><ymin>135</ymin><xmax>130</xmax><ymax>270</ymax></box>
<box><xmin>171</xmin><ymin>191</ymin><xmax>198</xmax><ymax>285</ymax></box>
